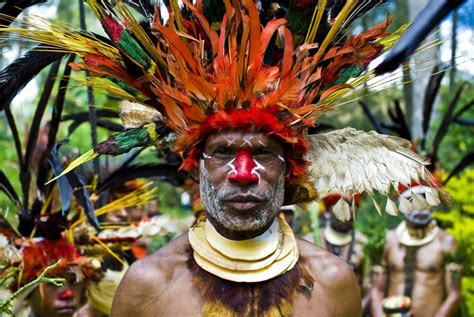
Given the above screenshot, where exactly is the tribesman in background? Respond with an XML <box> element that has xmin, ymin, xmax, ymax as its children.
<box><xmin>370</xmin><ymin>185</ymin><xmax>462</xmax><ymax>317</ymax></box>
<box><xmin>304</xmin><ymin>194</ymin><xmax>370</xmax><ymax>311</ymax></box>
<box><xmin>0</xmin><ymin>0</ymin><xmax>464</xmax><ymax>316</ymax></box>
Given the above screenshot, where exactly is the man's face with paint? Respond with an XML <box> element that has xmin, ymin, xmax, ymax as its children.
<box><xmin>28</xmin><ymin>272</ymin><xmax>84</xmax><ymax>317</ymax></box>
<box><xmin>199</xmin><ymin>130</ymin><xmax>286</xmax><ymax>240</ymax></box>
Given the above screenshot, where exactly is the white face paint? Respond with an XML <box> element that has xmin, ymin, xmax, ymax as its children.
<box><xmin>226</xmin><ymin>138</ymin><xmax>236</xmax><ymax>146</ymax></box>
<box><xmin>226</xmin><ymin>158</ymin><xmax>237</xmax><ymax>177</ymax></box>
<box><xmin>242</xmin><ymin>138</ymin><xmax>253</xmax><ymax>147</ymax></box>
<box><xmin>251</xmin><ymin>158</ymin><xmax>265</xmax><ymax>183</ymax></box>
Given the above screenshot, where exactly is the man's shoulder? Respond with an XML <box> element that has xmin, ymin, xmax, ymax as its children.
<box><xmin>296</xmin><ymin>238</ymin><xmax>362</xmax><ymax>316</ymax></box>
<box><xmin>296</xmin><ymin>238</ymin><xmax>356</xmax><ymax>286</ymax></box>
<box><xmin>125</xmin><ymin>233</ymin><xmax>191</xmax><ymax>283</ymax></box>
<box><xmin>111</xmin><ymin>233</ymin><xmax>192</xmax><ymax>314</ymax></box>
<box><xmin>437</xmin><ymin>228</ymin><xmax>457</xmax><ymax>252</ymax></box>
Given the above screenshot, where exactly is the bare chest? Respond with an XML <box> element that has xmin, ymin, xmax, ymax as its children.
<box><xmin>387</xmin><ymin>240</ymin><xmax>444</xmax><ymax>273</ymax></box>
<box><xmin>139</xmin><ymin>270</ymin><xmax>342</xmax><ymax>317</ymax></box>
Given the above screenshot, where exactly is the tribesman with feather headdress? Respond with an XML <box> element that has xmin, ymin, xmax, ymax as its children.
<box><xmin>0</xmin><ymin>0</ymin><xmax>465</xmax><ymax>315</ymax></box>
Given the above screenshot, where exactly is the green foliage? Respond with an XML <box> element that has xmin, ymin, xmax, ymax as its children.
<box><xmin>355</xmin><ymin>194</ymin><xmax>404</xmax><ymax>265</ymax></box>
<box><xmin>0</xmin><ymin>261</ymin><xmax>65</xmax><ymax>315</ymax></box>
<box><xmin>434</xmin><ymin>169</ymin><xmax>474</xmax><ymax>316</ymax></box>
<box><xmin>429</xmin><ymin>82</ymin><xmax>474</xmax><ymax>172</ymax></box>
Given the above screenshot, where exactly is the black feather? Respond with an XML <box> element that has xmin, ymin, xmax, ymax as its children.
<box><xmin>0</xmin><ymin>0</ymin><xmax>47</xmax><ymax>26</ymax></box>
<box><xmin>375</xmin><ymin>0</ymin><xmax>466</xmax><ymax>75</ymax></box>
<box><xmin>97</xmin><ymin>163</ymin><xmax>186</xmax><ymax>193</ymax></box>
<box><xmin>443</xmin><ymin>152</ymin><xmax>474</xmax><ymax>185</ymax></box>
<box><xmin>422</xmin><ymin>64</ymin><xmax>447</xmax><ymax>148</ymax></box>
<box><xmin>0</xmin><ymin>46</ymin><xmax>67</xmax><ymax>111</ymax></box>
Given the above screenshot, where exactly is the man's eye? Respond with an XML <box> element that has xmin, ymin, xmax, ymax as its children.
<box><xmin>213</xmin><ymin>148</ymin><xmax>234</xmax><ymax>156</ymax></box>
<box><xmin>253</xmin><ymin>148</ymin><xmax>273</xmax><ymax>157</ymax></box>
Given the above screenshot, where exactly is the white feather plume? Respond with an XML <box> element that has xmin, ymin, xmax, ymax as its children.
<box><xmin>119</xmin><ymin>101</ymin><xmax>163</xmax><ymax>128</ymax></box>
<box><xmin>306</xmin><ymin>128</ymin><xmax>445</xmax><ymax>219</ymax></box>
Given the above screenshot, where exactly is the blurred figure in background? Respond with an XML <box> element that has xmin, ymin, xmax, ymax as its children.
<box><xmin>305</xmin><ymin>193</ymin><xmax>370</xmax><ymax>311</ymax></box>
<box><xmin>370</xmin><ymin>186</ymin><xmax>462</xmax><ymax>317</ymax></box>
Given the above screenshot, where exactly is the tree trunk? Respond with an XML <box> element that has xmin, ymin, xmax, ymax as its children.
<box><xmin>449</xmin><ymin>9</ymin><xmax>458</xmax><ymax>89</ymax></box>
<box><xmin>394</xmin><ymin>0</ymin><xmax>414</xmax><ymax>127</ymax></box>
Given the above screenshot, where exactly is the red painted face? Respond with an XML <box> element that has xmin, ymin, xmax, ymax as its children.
<box><xmin>227</xmin><ymin>149</ymin><xmax>260</xmax><ymax>185</ymax></box>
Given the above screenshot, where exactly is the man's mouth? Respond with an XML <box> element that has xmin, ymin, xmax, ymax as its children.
<box><xmin>223</xmin><ymin>195</ymin><xmax>265</xmax><ymax>210</ymax></box>
<box><xmin>56</xmin><ymin>306</ymin><xmax>75</xmax><ymax>315</ymax></box>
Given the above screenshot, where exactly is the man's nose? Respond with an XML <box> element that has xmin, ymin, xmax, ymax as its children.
<box><xmin>228</xmin><ymin>150</ymin><xmax>259</xmax><ymax>185</ymax></box>
<box><xmin>58</xmin><ymin>287</ymin><xmax>74</xmax><ymax>300</ymax></box>
<box><xmin>117</xmin><ymin>208</ymin><xmax>128</xmax><ymax>219</ymax></box>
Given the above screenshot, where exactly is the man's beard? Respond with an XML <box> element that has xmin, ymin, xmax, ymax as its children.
<box><xmin>199</xmin><ymin>160</ymin><xmax>285</xmax><ymax>235</ymax></box>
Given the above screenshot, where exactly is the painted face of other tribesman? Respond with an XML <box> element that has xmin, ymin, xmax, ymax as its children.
<box><xmin>29</xmin><ymin>272</ymin><xmax>84</xmax><ymax>317</ymax></box>
<box><xmin>199</xmin><ymin>130</ymin><xmax>286</xmax><ymax>240</ymax></box>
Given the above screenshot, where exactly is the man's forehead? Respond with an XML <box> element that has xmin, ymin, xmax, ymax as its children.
<box><xmin>205</xmin><ymin>130</ymin><xmax>282</xmax><ymax>147</ymax></box>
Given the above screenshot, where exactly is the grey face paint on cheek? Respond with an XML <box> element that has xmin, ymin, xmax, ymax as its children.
<box><xmin>199</xmin><ymin>159</ymin><xmax>286</xmax><ymax>233</ymax></box>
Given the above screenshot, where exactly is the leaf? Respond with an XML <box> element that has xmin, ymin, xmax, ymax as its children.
<box><xmin>20</xmin><ymin>59</ymin><xmax>62</xmax><ymax>207</ymax></box>
<box><xmin>3</xmin><ymin>107</ymin><xmax>24</xmax><ymax>169</ymax></box>
<box><xmin>387</xmin><ymin>99</ymin><xmax>411</xmax><ymax>141</ymax></box>
<box><xmin>443</xmin><ymin>152</ymin><xmax>474</xmax><ymax>185</ymax></box>
<box><xmin>452</xmin><ymin>99</ymin><xmax>474</xmax><ymax>122</ymax></box>
<box><xmin>46</xmin><ymin>142</ymin><xmax>73</xmax><ymax>216</ymax></box>
<box><xmin>358</xmin><ymin>101</ymin><xmax>386</xmax><ymax>134</ymax></box>
<box><xmin>70</xmin><ymin>170</ymin><xmax>100</xmax><ymax>230</ymax></box>
<box><xmin>37</xmin><ymin>55</ymin><xmax>76</xmax><ymax>192</ymax></box>
<box><xmin>0</xmin><ymin>171</ymin><xmax>20</xmax><ymax>204</ymax></box>
<box><xmin>422</xmin><ymin>64</ymin><xmax>447</xmax><ymax>147</ymax></box>
<box><xmin>431</xmin><ymin>84</ymin><xmax>465</xmax><ymax>160</ymax></box>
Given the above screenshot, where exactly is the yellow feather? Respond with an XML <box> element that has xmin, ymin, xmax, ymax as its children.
<box><xmin>46</xmin><ymin>150</ymin><xmax>98</xmax><ymax>185</ymax></box>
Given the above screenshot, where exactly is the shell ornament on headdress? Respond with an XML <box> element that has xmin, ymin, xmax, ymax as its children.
<box><xmin>0</xmin><ymin>0</ymin><xmax>461</xmax><ymax>220</ymax></box>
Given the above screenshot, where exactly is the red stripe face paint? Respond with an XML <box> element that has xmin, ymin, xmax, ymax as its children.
<box><xmin>228</xmin><ymin>150</ymin><xmax>260</xmax><ymax>185</ymax></box>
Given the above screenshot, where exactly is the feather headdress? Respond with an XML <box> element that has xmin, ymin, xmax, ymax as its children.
<box><xmin>0</xmin><ymin>0</ymin><xmax>452</xmax><ymax>218</ymax></box>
